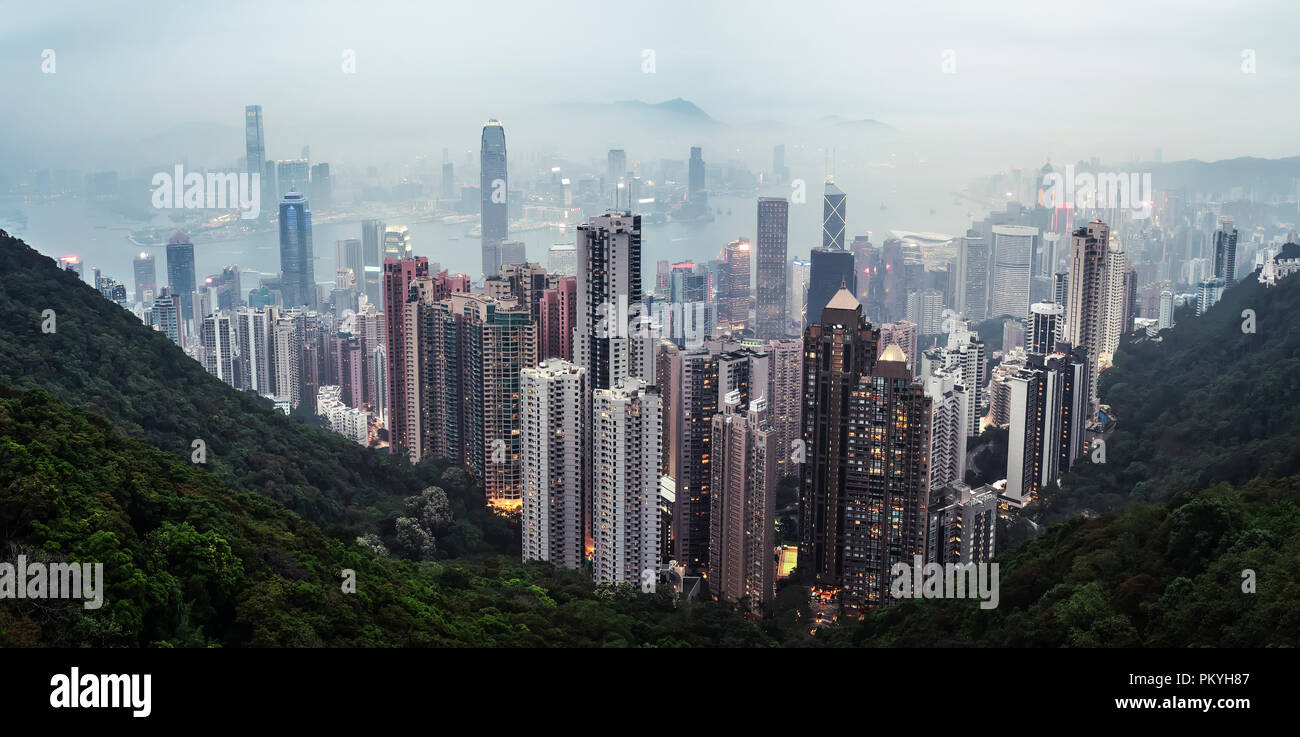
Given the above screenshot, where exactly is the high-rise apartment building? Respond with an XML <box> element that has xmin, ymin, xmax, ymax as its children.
<box><xmin>1065</xmin><ymin>220</ymin><xmax>1109</xmax><ymax>416</ymax></box>
<box><xmin>591</xmin><ymin>378</ymin><xmax>662</xmax><ymax>585</ymax></box>
<box><xmin>521</xmin><ymin>359</ymin><xmax>586</xmax><ymax>570</ymax></box>
<box><xmin>709</xmin><ymin>393</ymin><xmax>778</xmax><ymax>607</ymax></box>
<box><xmin>1213</xmin><ymin>216</ymin><xmax>1238</xmax><ymax>284</ymax></box>
<box><xmin>927</xmin><ymin>482</ymin><xmax>997</xmax><ymax>565</ymax></box>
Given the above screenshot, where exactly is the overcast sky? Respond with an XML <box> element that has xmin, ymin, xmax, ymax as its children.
<box><xmin>3</xmin><ymin>0</ymin><xmax>1298</xmax><ymax>173</ymax></box>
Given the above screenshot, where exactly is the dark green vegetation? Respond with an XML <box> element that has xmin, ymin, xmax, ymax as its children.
<box><xmin>1039</xmin><ymin>269</ymin><xmax>1300</xmax><ymax>523</ymax></box>
<box><xmin>0</xmin><ymin>389</ymin><xmax>769</xmax><ymax>646</ymax></box>
<box><xmin>1</xmin><ymin>231</ymin><xmax>1297</xmax><ymax>647</ymax></box>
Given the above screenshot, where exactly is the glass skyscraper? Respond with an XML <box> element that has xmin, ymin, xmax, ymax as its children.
<box><xmin>480</xmin><ymin>119</ymin><xmax>508</xmax><ymax>280</ymax></box>
<box><xmin>279</xmin><ymin>191</ymin><xmax>315</xmax><ymax>308</ymax></box>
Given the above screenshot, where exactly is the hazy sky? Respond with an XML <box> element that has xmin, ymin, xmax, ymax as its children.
<box><xmin>3</xmin><ymin>0</ymin><xmax>1298</xmax><ymax>174</ymax></box>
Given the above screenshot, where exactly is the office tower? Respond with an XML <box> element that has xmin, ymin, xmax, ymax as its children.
<box><xmin>275</xmin><ymin>159</ymin><xmax>310</xmax><ymax>198</ymax></box>
<box><xmin>1028</xmin><ymin>301</ymin><xmax>1064</xmax><ymax>353</ymax></box>
<box><xmin>990</xmin><ymin>225</ymin><xmax>1037</xmax><ymax>319</ymax></box>
<box><xmin>244</xmin><ymin>105</ymin><xmax>272</xmax><ymax>215</ymax></box>
<box><xmin>540</xmin><ymin>275</ymin><xmax>577</xmax><ymax>362</ymax></box>
<box><xmin>1002</xmin><ymin>319</ymin><xmax>1026</xmax><ymax>354</ymax></box>
<box><xmin>591</xmin><ymin>378</ymin><xmax>662</xmax><ymax>585</ymax></box>
<box><xmin>764</xmin><ymin>337</ymin><xmax>803</xmax><ymax>479</ymax></box>
<box><xmin>772</xmin><ymin>144</ymin><xmax>789</xmax><ymax>183</ymax></box>
<box><xmin>879</xmin><ymin>321</ymin><xmax>918</xmax><ymax>376</ymax></box>
<box><xmin>718</xmin><ymin>239</ymin><xmax>751</xmax><ymax>333</ymax></box>
<box><xmin>1054</xmin><ymin>272</ymin><xmax>1068</xmax><ymax>307</ymax></box>
<box><xmin>132</xmin><ymin>251</ymin><xmax>156</xmax><ymax>306</ymax></box>
<box><xmin>1065</xmin><ymin>220</ymin><xmax>1109</xmax><ymax>415</ymax></box>
<box><xmin>218</xmin><ymin>265</ymin><xmax>243</xmax><ymax>311</ymax></box>
<box><xmin>688</xmin><ymin>146</ymin><xmax>705</xmax><ymax>199</ymax></box>
<box><xmin>1040</xmin><ymin>232</ymin><xmax>1062</xmax><ymax>277</ymax></box>
<box><xmin>361</xmin><ymin>219</ymin><xmax>385</xmax><ymax>307</ymax></box>
<box><xmin>1100</xmin><ymin>245</ymin><xmax>1129</xmax><ymax>358</ymax></box>
<box><xmin>383</xmin><ymin>256</ymin><xmax>430</xmax><ymax>458</ymax></box>
<box><xmin>278</xmin><ymin>192</ymin><xmax>315</xmax><ymax>308</ymax></box>
<box><xmin>575</xmin><ymin>212</ymin><xmax>641</xmax><ymax>392</ymax></box>
<box><xmin>669</xmin><ymin>261</ymin><xmax>707</xmax><ymax>304</ymax></box>
<box><xmin>821</xmin><ymin>181</ymin><xmax>846</xmax><ymax>250</ymax></box>
<box><xmin>548</xmin><ymin>244</ymin><xmax>576</xmax><ymax>276</ymax></box>
<box><xmin>905</xmin><ymin>289</ymin><xmax>945</xmax><ymax>334</ymax></box>
<box><xmin>956</xmin><ymin>230</ymin><xmax>989</xmax><ymax>321</ymax></box>
<box><xmin>440</xmin><ymin>161</ymin><xmax>455</xmax><ymax>200</ymax></box>
<box><xmin>1004</xmin><ymin>345</ymin><xmax>1088</xmax><ymax>504</ymax></box>
<box><xmin>800</xmin><ymin>286</ymin><xmax>880</xmax><ymax>595</ymax></box>
<box><xmin>151</xmin><ymin>287</ymin><xmax>182</xmax><ymax>345</ymax></box>
<box><xmin>1158</xmin><ymin>289</ymin><xmax>1174</xmax><ymax>329</ymax></box>
<box><xmin>383</xmin><ymin>225</ymin><xmax>411</xmax><ymax>260</ymax></box>
<box><xmin>309</xmin><ymin>162</ymin><xmax>331</xmax><ymax>211</ymax></box>
<box><xmin>607</xmin><ymin>149</ymin><xmax>627</xmax><ymax>203</ymax></box>
<box><xmin>927</xmin><ymin>482</ymin><xmax>997</xmax><ymax>565</ymax></box>
<box><xmin>499</xmin><ymin>241</ymin><xmax>527</xmax><ymax>267</ymax></box>
<box><xmin>520</xmin><ymin>359</ymin><xmax>586</xmax><ymax>570</ymax></box>
<box><xmin>755</xmin><ymin>197</ymin><xmax>790</xmax><ymax>338</ymax></box>
<box><xmin>165</xmin><ymin>231</ymin><xmax>197</xmax><ymax>334</ymax></box>
<box><xmin>841</xmin><ymin>344</ymin><xmax>931</xmax><ymax>610</ymax></box>
<box><xmin>921</xmin><ymin>361</ymin><xmax>968</xmax><ymax>491</ymax></box>
<box><xmin>806</xmin><ymin>249</ymin><xmax>856</xmax><ymax>325</ymax></box>
<box><xmin>1213</xmin><ymin>216</ymin><xmax>1238</xmax><ymax>284</ymax></box>
<box><xmin>235</xmin><ymin>307</ymin><xmax>271</xmax><ymax>395</ymax></box>
<box><xmin>481</xmin><ymin>119</ymin><xmax>508</xmax><ymax>279</ymax></box>
<box><xmin>788</xmin><ymin>257</ymin><xmax>811</xmax><ymax>326</ymax></box>
<box><xmin>874</xmin><ymin>238</ymin><xmax>907</xmax><ymax>323</ymax></box>
<box><xmin>202</xmin><ymin>312</ymin><xmax>237</xmax><ymax>386</ymax></box>
<box><xmin>335</xmin><ymin>238</ymin><xmax>364</xmax><ymax>291</ymax></box>
<box><xmin>653</xmin><ymin>260</ymin><xmax>671</xmax><ymax>300</ymax></box>
<box><xmin>709</xmin><ymin>394</ymin><xmax>778</xmax><ymax>607</ymax></box>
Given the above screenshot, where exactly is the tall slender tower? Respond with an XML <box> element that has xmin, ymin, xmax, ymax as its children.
<box><xmin>1064</xmin><ymin>220</ymin><xmax>1109</xmax><ymax>415</ymax></box>
<box><xmin>718</xmin><ymin>239</ymin><xmax>751</xmax><ymax>333</ymax></box>
<box><xmin>821</xmin><ymin>181</ymin><xmax>846</xmax><ymax>250</ymax></box>
<box><xmin>575</xmin><ymin>212</ymin><xmax>642</xmax><ymax>392</ymax></box>
<box><xmin>480</xmin><ymin>119</ymin><xmax>508</xmax><ymax>280</ymax></box>
<box><xmin>165</xmin><ymin>231</ymin><xmax>196</xmax><ymax>337</ymax></box>
<box><xmin>800</xmin><ymin>285</ymin><xmax>879</xmax><ymax>594</ymax></box>
<box><xmin>244</xmin><ymin>105</ymin><xmax>272</xmax><ymax>216</ymax></box>
<box><xmin>521</xmin><ymin>359</ymin><xmax>586</xmax><ymax>569</ymax></box>
<box><xmin>383</xmin><ymin>256</ymin><xmax>430</xmax><ymax>458</ymax></box>
<box><xmin>278</xmin><ymin>191</ymin><xmax>315</xmax><ymax>309</ymax></box>
<box><xmin>1213</xmin><ymin>216</ymin><xmax>1238</xmax><ymax>284</ymax></box>
<box><xmin>709</xmin><ymin>393</ymin><xmax>778</xmax><ymax>608</ymax></box>
<box><xmin>755</xmin><ymin>197</ymin><xmax>790</xmax><ymax>338</ymax></box>
<box><xmin>842</xmin><ymin>345</ymin><xmax>931</xmax><ymax>611</ymax></box>
<box><xmin>956</xmin><ymin>229</ymin><xmax>988</xmax><ymax>321</ymax></box>
<box><xmin>133</xmin><ymin>251</ymin><xmax>156</xmax><ymax>306</ymax></box>
<box><xmin>591</xmin><ymin>378</ymin><xmax>662</xmax><ymax>584</ymax></box>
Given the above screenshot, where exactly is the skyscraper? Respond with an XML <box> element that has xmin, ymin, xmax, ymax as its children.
<box><xmin>481</xmin><ymin>119</ymin><xmax>509</xmax><ymax>279</ymax></box>
<box><xmin>165</xmin><ymin>231</ymin><xmax>196</xmax><ymax>333</ymax></box>
<box><xmin>842</xmin><ymin>344</ymin><xmax>931</xmax><ymax>610</ymax></box>
<box><xmin>383</xmin><ymin>225</ymin><xmax>410</xmax><ymax>261</ymax></box>
<box><xmin>927</xmin><ymin>483</ymin><xmax>997</xmax><ymax>565</ymax></box>
<box><xmin>688</xmin><ymin>146</ymin><xmax>705</xmax><ymax>200</ymax></box>
<box><xmin>956</xmin><ymin>229</ymin><xmax>989</xmax><ymax>321</ymax></box>
<box><xmin>244</xmin><ymin>105</ymin><xmax>271</xmax><ymax>215</ymax></box>
<box><xmin>575</xmin><ymin>212</ymin><xmax>642</xmax><ymax>392</ymax></box>
<box><xmin>990</xmin><ymin>225</ymin><xmax>1038</xmax><ymax>319</ymax></box>
<box><xmin>1065</xmin><ymin>220</ymin><xmax>1109</xmax><ymax>415</ymax></box>
<box><xmin>133</xmin><ymin>251</ymin><xmax>156</xmax><ymax>306</ymax></box>
<box><xmin>806</xmin><ymin>249</ymin><xmax>856</xmax><ymax>325</ymax></box>
<box><xmin>607</xmin><ymin>148</ymin><xmax>627</xmax><ymax>205</ymax></box>
<box><xmin>1213</xmin><ymin>216</ymin><xmax>1238</xmax><ymax>284</ymax></box>
<box><xmin>591</xmin><ymin>378</ymin><xmax>662</xmax><ymax>585</ymax></box>
<box><xmin>821</xmin><ymin>181</ymin><xmax>846</xmax><ymax>250</ymax></box>
<box><xmin>709</xmin><ymin>393</ymin><xmax>778</xmax><ymax>607</ymax></box>
<box><xmin>755</xmin><ymin>197</ymin><xmax>789</xmax><ymax>338</ymax></box>
<box><xmin>1005</xmin><ymin>345</ymin><xmax>1088</xmax><ymax>504</ymax></box>
<box><xmin>718</xmin><ymin>239</ymin><xmax>751</xmax><ymax>333</ymax></box>
<box><xmin>360</xmin><ymin>219</ymin><xmax>386</xmax><ymax>308</ymax></box>
<box><xmin>1028</xmin><ymin>300</ymin><xmax>1064</xmax><ymax>354</ymax></box>
<box><xmin>278</xmin><ymin>191</ymin><xmax>315</xmax><ymax>309</ymax></box>
<box><xmin>921</xmin><ymin>360</ymin><xmax>968</xmax><ymax>491</ymax></box>
<box><xmin>800</xmin><ymin>285</ymin><xmax>880</xmax><ymax>596</ymax></box>
<box><xmin>521</xmin><ymin>359</ymin><xmax>586</xmax><ymax>570</ymax></box>
<box><xmin>383</xmin><ymin>256</ymin><xmax>430</xmax><ymax>458</ymax></box>
<box><xmin>788</xmin><ymin>257</ymin><xmax>811</xmax><ymax>326</ymax></box>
